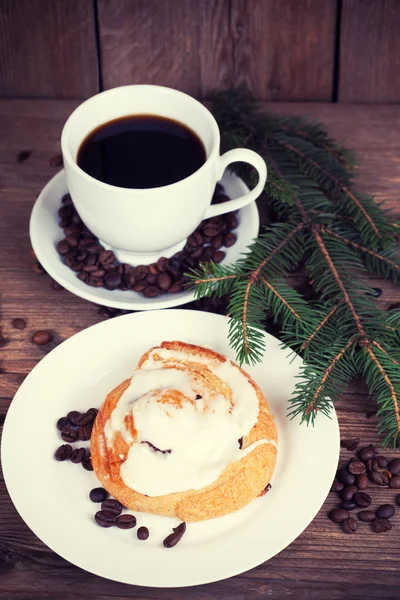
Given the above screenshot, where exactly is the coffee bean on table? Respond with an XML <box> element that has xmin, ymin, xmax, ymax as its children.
<box><xmin>101</xmin><ymin>499</ymin><xmax>123</xmax><ymax>516</ymax></box>
<box><xmin>32</xmin><ymin>330</ymin><xmax>52</xmax><ymax>345</ymax></box>
<box><xmin>55</xmin><ymin>444</ymin><xmax>73</xmax><ymax>461</ymax></box>
<box><xmin>12</xmin><ymin>318</ymin><xmax>26</xmax><ymax>330</ymax></box>
<box><xmin>163</xmin><ymin>522</ymin><xmax>187</xmax><ymax>548</ymax></box>
<box><xmin>376</xmin><ymin>504</ymin><xmax>395</xmax><ymax>519</ymax></box>
<box><xmin>51</xmin><ymin>280</ymin><xmax>64</xmax><ymax>291</ymax></box>
<box><xmin>396</xmin><ymin>494</ymin><xmax>400</xmax><ymax>507</ymax></box>
<box><xmin>70</xmin><ymin>448</ymin><xmax>86</xmax><ymax>464</ymax></box>
<box><xmin>137</xmin><ymin>526</ymin><xmax>149</xmax><ymax>540</ymax></box>
<box><xmin>389</xmin><ymin>475</ymin><xmax>400</xmax><ymax>489</ymax></box>
<box><xmin>371</xmin><ymin>519</ymin><xmax>392</xmax><ymax>533</ymax></box>
<box><xmin>388</xmin><ymin>458</ymin><xmax>400</xmax><ymax>476</ymax></box>
<box><xmin>340</xmin><ymin>485</ymin><xmax>358</xmax><ymax>502</ymax></box>
<box><xmin>341</xmin><ymin>501</ymin><xmax>357</xmax><ymax>511</ymax></box>
<box><xmin>371</xmin><ymin>471</ymin><xmax>389</xmax><ymax>486</ymax></box>
<box><xmin>358</xmin><ymin>445</ymin><xmax>375</xmax><ymax>462</ymax></box>
<box><xmin>356</xmin><ymin>473</ymin><xmax>368</xmax><ymax>490</ymax></box>
<box><xmin>329</xmin><ymin>508</ymin><xmax>350</xmax><ymax>523</ymax></box>
<box><xmin>95</xmin><ymin>510</ymin><xmax>115</xmax><ymax>528</ymax></box>
<box><xmin>365</xmin><ymin>459</ymin><xmax>373</xmax><ymax>472</ymax></box>
<box><xmin>375</xmin><ymin>455</ymin><xmax>388</xmax><ymax>469</ymax></box>
<box><xmin>77</xmin><ymin>425</ymin><xmax>92</xmax><ymax>442</ymax></box>
<box><xmin>90</xmin><ymin>488</ymin><xmax>108</xmax><ymax>503</ymax></box>
<box><xmin>116</xmin><ymin>514</ymin><xmax>137</xmax><ymax>529</ymax></box>
<box><xmin>331</xmin><ymin>479</ymin><xmax>344</xmax><ymax>493</ymax></box>
<box><xmin>358</xmin><ymin>510</ymin><xmax>376</xmax><ymax>522</ymax></box>
<box><xmin>77</xmin><ymin>412</ymin><xmax>94</xmax><ymax>426</ymax></box>
<box><xmin>354</xmin><ymin>492</ymin><xmax>371</xmax><ymax>508</ymax></box>
<box><xmin>342</xmin><ymin>517</ymin><xmax>358</xmax><ymax>533</ymax></box>
<box><xmin>348</xmin><ymin>460</ymin><xmax>366</xmax><ymax>475</ymax></box>
<box><xmin>67</xmin><ymin>410</ymin><xmax>80</xmax><ymax>425</ymax></box>
<box><xmin>340</xmin><ymin>438</ymin><xmax>360</xmax><ymax>451</ymax></box>
<box><xmin>57</xmin><ymin>416</ymin><xmax>70</xmax><ymax>431</ymax></box>
<box><xmin>61</xmin><ymin>428</ymin><xmax>78</xmax><ymax>443</ymax></box>
<box><xmin>336</xmin><ymin>468</ymin><xmax>355</xmax><ymax>486</ymax></box>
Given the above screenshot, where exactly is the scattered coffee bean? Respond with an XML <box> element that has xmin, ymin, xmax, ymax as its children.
<box><xmin>115</xmin><ymin>514</ymin><xmax>137</xmax><ymax>529</ymax></box>
<box><xmin>67</xmin><ymin>410</ymin><xmax>80</xmax><ymax>425</ymax></box>
<box><xmin>137</xmin><ymin>526</ymin><xmax>149</xmax><ymax>540</ymax></box>
<box><xmin>101</xmin><ymin>499</ymin><xmax>123</xmax><ymax>516</ymax></box>
<box><xmin>77</xmin><ymin>412</ymin><xmax>94</xmax><ymax>426</ymax></box>
<box><xmin>32</xmin><ymin>262</ymin><xmax>45</xmax><ymax>275</ymax></box>
<box><xmin>82</xmin><ymin>455</ymin><xmax>93</xmax><ymax>471</ymax></box>
<box><xmin>329</xmin><ymin>508</ymin><xmax>350</xmax><ymax>523</ymax></box>
<box><xmin>342</xmin><ymin>517</ymin><xmax>358</xmax><ymax>533</ymax></box>
<box><xmin>358</xmin><ymin>445</ymin><xmax>375</xmax><ymax>462</ymax></box>
<box><xmin>12</xmin><ymin>318</ymin><xmax>26</xmax><ymax>330</ymax></box>
<box><xmin>371</xmin><ymin>518</ymin><xmax>392</xmax><ymax>533</ymax></box>
<box><xmin>51</xmin><ymin>280</ymin><xmax>63</xmax><ymax>291</ymax></box>
<box><xmin>32</xmin><ymin>330</ymin><xmax>52</xmax><ymax>345</ymax></box>
<box><xmin>61</xmin><ymin>428</ymin><xmax>78</xmax><ymax>443</ymax></box>
<box><xmin>57</xmin><ymin>416</ymin><xmax>70</xmax><ymax>431</ymax></box>
<box><xmin>354</xmin><ymin>492</ymin><xmax>371</xmax><ymax>508</ymax></box>
<box><xmin>331</xmin><ymin>479</ymin><xmax>344</xmax><ymax>493</ymax></box>
<box><xmin>375</xmin><ymin>455</ymin><xmax>388</xmax><ymax>469</ymax></box>
<box><xmin>70</xmin><ymin>448</ymin><xmax>86</xmax><ymax>464</ymax></box>
<box><xmin>336</xmin><ymin>468</ymin><xmax>355</xmax><ymax>486</ymax></box>
<box><xmin>396</xmin><ymin>494</ymin><xmax>400</xmax><ymax>507</ymax></box>
<box><xmin>356</xmin><ymin>473</ymin><xmax>368</xmax><ymax>490</ymax></box>
<box><xmin>358</xmin><ymin>510</ymin><xmax>376</xmax><ymax>522</ymax></box>
<box><xmin>376</xmin><ymin>504</ymin><xmax>395</xmax><ymax>519</ymax></box>
<box><xmin>340</xmin><ymin>485</ymin><xmax>358</xmax><ymax>502</ymax></box>
<box><xmin>365</xmin><ymin>458</ymin><xmax>374</xmax><ymax>472</ymax></box>
<box><xmin>89</xmin><ymin>488</ymin><xmax>108</xmax><ymax>503</ymax></box>
<box><xmin>163</xmin><ymin>522</ymin><xmax>187</xmax><ymax>548</ymax></box>
<box><xmin>16</xmin><ymin>149</ymin><xmax>32</xmax><ymax>163</ymax></box>
<box><xmin>95</xmin><ymin>510</ymin><xmax>115</xmax><ymax>528</ymax></box>
<box><xmin>348</xmin><ymin>460</ymin><xmax>366</xmax><ymax>475</ymax></box>
<box><xmin>55</xmin><ymin>444</ymin><xmax>73</xmax><ymax>461</ymax></box>
<box><xmin>341</xmin><ymin>501</ymin><xmax>357</xmax><ymax>511</ymax></box>
<box><xmin>389</xmin><ymin>475</ymin><xmax>400</xmax><ymax>489</ymax></box>
<box><xmin>370</xmin><ymin>471</ymin><xmax>389</xmax><ymax>486</ymax></box>
<box><xmin>341</xmin><ymin>438</ymin><xmax>360</xmax><ymax>451</ymax></box>
<box><xmin>388</xmin><ymin>458</ymin><xmax>400</xmax><ymax>476</ymax></box>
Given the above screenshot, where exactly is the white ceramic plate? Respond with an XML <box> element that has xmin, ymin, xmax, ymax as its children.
<box><xmin>29</xmin><ymin>170</ymin><xmax>259</xmax><ymax>310</ymax></box>
<box><xmin>1</xmin><ymin>310</ymin><xmax>339</xmax><ymax>587</ymax></box>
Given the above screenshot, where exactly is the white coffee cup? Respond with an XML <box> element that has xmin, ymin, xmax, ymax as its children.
<box><xmin>61</xmin><ymin>85</ymin><xmax>267</xmax><ymax>263</ymax></box>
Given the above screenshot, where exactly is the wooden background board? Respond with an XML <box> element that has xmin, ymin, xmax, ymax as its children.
<box><xmin>1</xmin><ymin>0</ymin><xmax>400</xmax><ymax>102</ymax></box>
<box><xmin>0</xmin><ymin>100</ymin><xmax>400</xmax><ymax>599</ymax></box>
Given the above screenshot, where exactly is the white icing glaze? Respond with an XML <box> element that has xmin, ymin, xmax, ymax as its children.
<box><xmin>104</xmin><ymin>346</ymin><xmax>276</xmax><ymax>496</ymax></box>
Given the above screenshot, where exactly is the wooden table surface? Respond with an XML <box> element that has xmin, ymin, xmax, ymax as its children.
<box><xmin>0</xmin><ymin>100</ymin><xmax>400</xmax><ymax>600</ymax></box>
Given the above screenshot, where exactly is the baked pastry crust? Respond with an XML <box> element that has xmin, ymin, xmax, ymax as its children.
<box><xmin>91</xmin><ymin>341</ymin><xmax>278</xmax><ymax>521</ymax></box>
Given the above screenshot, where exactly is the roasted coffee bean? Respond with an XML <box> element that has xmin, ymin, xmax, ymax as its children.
<box><xmin>115</xmin><ymin>514</ymin><xmax>137</xmax><ymax>529</ymax></box>
<box><xmin>95</xmin><ymin>510</ymin><xmax>115</xmax><ymax>528</ymax></box>
<box><xmin>143</xmin><ymin>286</ymin><xmax>160</xmax><ymax>298</ymax></box>
<box><xmin>211</xmin><ymin>235</ymin><xmax>223</xmax><ymax>249</ymax></box>
<box><xmin>134</xmin><ymin>265</ymin><xmax>148</xmax><ymax>280</ymax></box>
<box><xmin>101</xmin><ymin>499</ymin><xmax>123</xmax><ymax>516</ymax></box>
<box><xmin>336</xmin><ymin>468</ymin><xmax>356</xmax><ymax>486</ymax></box>
<box><xmin>60</xmin><ymin>217</ymin><xmax>72</xmax><ymax>228</ymax></box>
<box><xmin>70</xmin><ymin>447</ymin><xmax>86</xmax><ymax>464</ymax></box>
<box><xmin>61</xmin><ymin>428</ymin><xmax>77</xmax><ymax>443</ymax></box>
<box><xmin>78</xmin><ymin>271</ymin><xmax>88</xmax><ymax>283</ymax></box>
<box><xmin>358</xmin><ymin>444</ymin><xmax>375</xmax><ymax>462</ymax></box>
<box><xmin>56</xmin><ymin>240</ymin><xmax>70</xmax><ymax>255</ymax></box>
<box><xmin>375</xmin><ymin>455</ymin><xmax>388</xmax><ymax>469</ymax></box>
<box><xmin>225</xmin><ymin>213</ymin><xmax>238</xmax><ymax>229</ymax></box>
<box><xmin>340</xmin><ymin>485</ymin><xmax>358</xmax><ymax>502</ymax></box>
<box><xmin>89</xmin><ymin>487</ymin><xmax>108</xmax><ymax>503</ymax></box>
<box><xmin>71</xmin><ymin>262</ymin><xmax>84</xmax><ymax>273</ymax></box>
<box><xmin>98</xmin><ymin>250</ymin><xmax>115</xmax><ymax>265</ymax></box>
<box><xmin>163</xmin><ymin>522</ymin><xmax>187</xmax><ymax>548</ymax></box>
<box><xmin>59</xmin><ymin>205</ymin><xmax>73</xmax><ymax>219</ymax></box>
<box><xmin>342</xmin><ymin>517</ymin><xmax>358</xmax><ymax>533</ymax></box>
<box><xmin>104</xmin><ymin>272</ymin><xmax>122</xmax><ymax>290</ymax></box>
<box><xmin>57</xmin><ymin>416</ymin><xmax>70</xmax><ymax>431</ymax></box>
<box><xmin>371</xmin><ymin>471</ymin><xmax>389</xmax><ymax>486</ymax></box>
<box><xmin>133</xmin><ymin>281</ymin><xmax>146</xmax><ymax>293</ymax></box>
<box><xmin>341</xmin><ymin>501</ymin><xmax>357</xmax><ymax>511</ymax></box>
<box><xmin>340</xmin><ymin>438</ymin><xmax>360</xmax><ymax>451</ymax></box>
<box><xmin>67</xmin><ymin>410</ymin><xmax>80</xmax><ymax>425</ymax></box>
<box><xmin>61</xmin><ymin>194</ymin><xmax>72</xmax><ymax>205</ymax></box>
<box><xmin>389</xmin><ymin>475</ymin><xmax>400</xmax><ymax>489</ymax></box>
<box><xmin>191</xmin><ymin>246</ymin><xmax>204</xmax><ymax>260</ymax></box>
<box><xmin>354</xmin><ymin>492</ymin><xmax>371</xmax><ymax>508</ymax></box>
<box><xmin>396</xmin><ymin>494</ymin><xmax>400</xmax><ymax>507</ymax></box>
<box><xmin>78</xmin><ymin>425</ymin><xmax>91</xmax><ymax>441</ymax></box>
<box><xmin>331</xmin><ymin>479</ymin><xmax>344</xmax><ymax>493</ymax></box>
<box><xmin>83</xmin><ymin>264</ymin><xmax>99</xmax><ymax>273</ymax></box>
<box><xmin>371</xmin><ymin>519</ymin><xmax>391</xmax><ymax>533</ymax></box>
<box><xmin>169</xmin><ymin>281</ymin><xmax>183</xmax><ymax>293</ymax></box>
<box><xmin>77</xmin><ymin>412</ymin><xmax>94</xmax><ymax>426</ymax></box>
<box><xmin>358</xmin><ymin>510</ymin><xmax>376</xmax><ymax>522</ymax></box>
<box><xmin>147</xmin><ymin>263</ymin><xmax>158</xmax><ymax>276</ymax></box>
<box><xmin>356</xmin><ymin>473</ymin><xmax>368</xmax><ymax>490</ymax></box>
<box><xmin>51</xmin><ymin>280</ymin><xmax>63</xmax><ymax>291</ymax></box>
<box><xmin>55</xmin><ymin>444</ymin><xmax>73</xmax><ymax>461</ymax></box>
<box><xmin>12</xmin><ymin>318</ymin><xmax>26</xmax><ymax>330</ymax></box>
<box><xmin>328</xmin><ymin>508</ymin><xmax>350</xmax><ymax>523</ymax></box>
<box><xmin>166</xmin><ymin>264</ymin><xmax>181</xmax><ymax>279</ymax></box>
<box><xmin>202</xmin><ymin>224</ymin><xmax>219</xmax><ymax>237</ymax></box>
<box><xmin>79</xmin><ymin>238</ymin><xmax>93</xmax><ymax>249</ymax></box>
<box><xmin>32</xmin><ymin>330</ymin><xmax>52</xmax><ymax>345</ymax></box>
<box><xmin>212</xmin><ymin>250</ymin><xmax>225</xmax><ymax>263</ymax></box>
<box><xmin>32</xmin><ymin>262</ymin><xmax>45</xmax><ymax>275</ymax></box>
<box><xmin>50</xmin><ymin>153</ymin><xmax>63</xmax><ymax>167</ymax></box>
<box><xmin>65</xmin><ymin>235</ymin><xmax>78</xmax><ymax>248</ymax></box>
<box><xmin>365</xmin><ymin>459</ymin><xmax>373</xmax><ymax>472</ymax></box>
<box><xmin>146</xmin><ymin>273</ymin><xmax>158</xmax><ymax>285</ymax></box>
<box><xmin>16</xmin><ymin>149</ymin><xmax>32</xmax><ymax>162</ymax></box>
<box><xmin>376</xmin><ymin>504</ymin><xmax>395</xmax><ymax>519</ymax></box>
<box><xmin>348</xmin><ymin>460</ymin><xmax>366</xmax><ymax>475</ymax></box>
<box><xmin>90</xmin><ymin>269</ymin><xmax>105</xmax><ymax>278</ymax></box>
<box><xmin>86</xmin><ymin>243</ymin><xmax>101</xmax><ymax>255</ymax></box>
<box><xmin>82</xmin><ymin>457</ymin><xmax>93</xmax><ymax>471</ymax></box>
<box><xmin>87</xmin><ymin>407</ymin><xmax>98</xmax><ymax>418</ymax></box>
<box><xmin>187</xmin><ymin>234</ymin><xmax>200</xmax><ymax>247</ymax></box>
<box><xmin>137</xmin><ymin>526</ymin><xmax>149</xmax><ymax>540</ymax></box>
<box><xmin>223</xmin><ymin>232</ymin><xmax>237</xmax><ymax>248</ymax></box>
<box><xmin>157</xmin><ymin>272</ymin><xmax>173</xmax><ymax>291</ymax></box>
<box><xmin>388</xmin><ymin>458</ymin><xmax>400</xmax><ymax>475</ymax></box>
<box><xmin>87</xmin><ymin>277</ymin><xmax>103</xmax><ymax>287</ymax></box>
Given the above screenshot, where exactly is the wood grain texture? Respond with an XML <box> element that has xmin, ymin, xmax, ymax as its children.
<box><xmin>339</xmin><ymin>0</ymin><xmax>400</xmax><ymax>103</ymax></box>
<box><xmin>0</xmin><ymin>0</ymin><xmax>98</xmax><ymax>98</ymax></box>
<box><xmin>230</xmin><ymin>0</ymin><xmax>337</xmax><ymax>100</ymax></box>
<box><xmin>98</xmin><ymin>0</ymin><xmax>232</xmax><ymax>98</ymax></box>
<box><xmin>0</xmin><ymin>100</ymin><xmax>400</xmax><ymax>598</ymax></box>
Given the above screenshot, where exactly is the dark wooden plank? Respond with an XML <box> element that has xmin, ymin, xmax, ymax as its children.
<box><xmin>97</xmin><ymin>0</ymin><xmax>232</xmax><ymax>98</ymax></box>
<box><xmin>0</xmin><ymin>0</ymin><xmax>98</xmax><ymax>98</ymax></box>
<box><xmin>230</xmin><ymin>0</ymin><xmax>337</xmax><ymax>100</ymax></box>
<box><xmin>339</xmin><ymin>0</ymin><xmax>400</xmax><ymax>103</ymax></box>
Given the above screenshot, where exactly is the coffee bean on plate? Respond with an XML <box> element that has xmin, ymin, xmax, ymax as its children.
<box><xmin>343</xmin><ymin>517</ymin><xmax>358</xmax><ymax>533</ymax></box>
<box><xmin>137</xmin><ymin>526</ymin><xmax>149</xmax><ymax>540</ymax></box>
<box><xmin>371</xmin><ymin>519</ymin><xmax>392</xmax><ymax>533</ymax></box>
<box><xmin>356</xmin><ymin>473</ymin><xmax>368</xmax><ymax>490</ymax></box>
<box><xmin>70</xmin><ymin>448</ymin><xmax>86</xmax><ymax>464</ymax></box>
<box><xmin>340</xmin><ymin>485</ymin><xmax>358</xmax><ymax>502</ymax></box>
<box><xmin>116</xmin><ymin>514</ymin><xmax>137</xmax><ymax>529</ymax></box>
<box><xmin>212</xmin><ymin>250</ymin><xmax>225</xmax><ymax>263</ymax></box>
<box><xmin>223</xmin><ymin>232</ymin><xmax>237</xmax><ymax>248</ymax></box>
<box><xmin>55</xmin><ymin>444</ymin><xmax>73</xmax><ymax>461</ymax></box>
<box><xmin>348</xmin><ymin>460</ymin><xmax>366</xmax><ymax>475</ymax></box>
<box><xmin>157</xmin><ymin>272</ymin><xmax>173</xmax><ymax>291</ymax></box>
<box><xmin>388</xmin><ymin>458</ymin><xmax>400</xmax><ymax>476</ymax></box>
<box><xmin>56</xmin><ymin>240</ymin><xmax>70</xmax><ymax>255</ymax></box>
<box><xmin>61</xmin><ymin>428</ymin><xmax>78</xmax><ymax>443</ymax></box>
<box><xmin>57</xmin><ymin>416</ymin><xmax>70</xmax><ymax>431</ymax></box>
<box><xmin>77</xmin><ymin>412</ymin><xmax>94</xmax><ymax>426</ymax></box>
<box><xmin>98</xmin><ymin>250</ymin><xmax>115</xmax><ymax>265</ymax></box>
<box><xmin>12</xmin><ymin>318</ymin><xmax>26</xmax><ymax>330</ymax></box>
<box><xmin>341</xmin><ymin>501</ymin><xmax>357</xmax><ymax>511</ymax></box>
<box><xmin>95</xmin><ymin>510</ymin><xmax>115</xmax><ymax>528</ymax></box>
<box><xmin>104</xmin><ymin>272</ymin><xmax>121</xmax><ymax>290</ymax></box>
<box><xmin>331</xmin><ymin>479</ymin><xmax>344</xmax><ymax>493</ymax></box>
<box><xmin>101</xmin><ymin>499</ymin><xmax>123</xmax><ymax>516</ymax></box>
<box><xmin>90</xmin><ymin>488</ymin><xmax>108</xmax><ymax>503</ymax></box>
<box><xmin>67</xmin><ymin>410</ymin><xmax>80</xmax><ymax>425</ymax></box>
<box><xmin>370</xmin><ymin>471</ymin><xmax>389</xmax><ymax>486</ymax></box>
<box><xmin>340</xmin><ymin>438</ymin><xmax>360</xmax><ymax>451</ymax></box>
<box><xmin>354</xmin><ymin>492</ymin><xmax>371</xmax><ymax>508</ymax></box>
<box><xmin>143</xmin><ymin>286</ymin><xmax>160</xmax><ymax>298</ymax></box>
<box><xmin>134</xmin><ymin>265</ymin><xmax>148</xmax><ymax>280</ymax></box>
<box><xmin>389</xmin><ymin>475</ymin><xmax>400</xmax><ymax>489</ymax></box>
<box><xmin>82</xmin><ymin>455</ymin><xmax>93</xmax><ymax>471</ymax></box>
<box><xmin>163</xmin><ymin>522</ymin><xmax>187</xmax><ymax>548</ymax></box>
<box><xmin>358</xmin><ymin>510</ymin><xmax>376</xmax><ymax>522</ymax></box>
<box><xmin>329</xmin><ymin>508</ymin><xmax>350</xmax><ymax>523</ymax></box>
<box><xmin>358</xmin><ymin>445</ymin><xmax>375</xmax><ymax>462</ymax></box>
<box><xmin>32</xmin><ymin>330</ymin><xmax>52</xmax><ymax>345</ymax></box>
<box><xmin>376</xmin><ymin>504</ymin><xmax>395</xmax><ymax>519</ymax></box>
<box><xmin>336</xmin><ymin>468</ymin><xmax>355</xmax><ymax>486</ymax></box>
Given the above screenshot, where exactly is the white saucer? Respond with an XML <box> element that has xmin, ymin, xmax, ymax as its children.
<box><xmin>1</xmin><ymin>310</ymin><xmax>340</xmax><ymax>587</ymax></box>
<box><xmin>30</xmin><ymin>171</ymin><xmax>259</xmax><ymax>310</ymax></box>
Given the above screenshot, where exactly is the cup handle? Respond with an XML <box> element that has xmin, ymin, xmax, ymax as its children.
<box><xmin>204</xmin><ymin>148</ymin><xmax>267</xmax><ymax>218</ymax></box>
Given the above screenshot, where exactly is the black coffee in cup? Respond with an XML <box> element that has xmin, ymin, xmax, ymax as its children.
<box><xmin>77</xmin><ymin>115</ymin><xmax>206</xmax><ymax>189</ymax></box>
